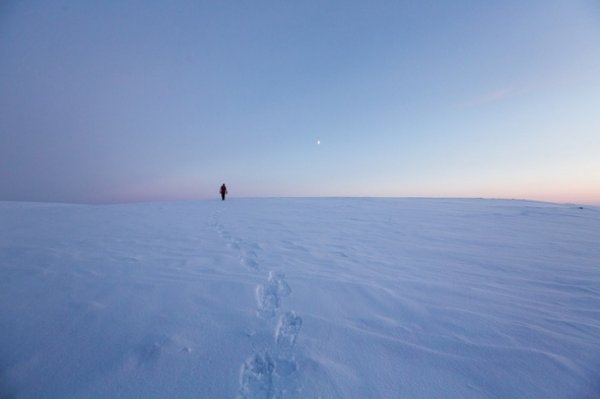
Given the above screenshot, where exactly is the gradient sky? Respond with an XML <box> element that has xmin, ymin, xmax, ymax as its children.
<box><xmin>1</xmin><ymin>1</ymin><xmax>599</xmax><ymax>204</ymax></box>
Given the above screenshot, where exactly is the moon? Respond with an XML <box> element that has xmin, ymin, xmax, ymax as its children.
<box><xmin>317</xmin><ymin>140</ymin><xmax>321</xmax><ymax>145</ymax></box>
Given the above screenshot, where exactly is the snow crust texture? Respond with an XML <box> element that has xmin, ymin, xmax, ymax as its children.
<box><xmin>1</xmin><ymin>198</ymin><xmax>600</xmax><ymax>398</ymax></box>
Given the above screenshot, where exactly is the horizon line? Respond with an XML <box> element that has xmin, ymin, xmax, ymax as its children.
<box><xmin>1</xmin><ymin>195</ymin><xmax>598</xmax><ymax>207</ymax></box>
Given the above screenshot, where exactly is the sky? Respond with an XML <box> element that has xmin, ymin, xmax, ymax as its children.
<box><xmin>1</xmin><ymin>1</ymin><xmax>600</xmax><ymax>204</ymax></box>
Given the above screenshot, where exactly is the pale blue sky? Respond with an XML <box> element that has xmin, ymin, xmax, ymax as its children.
<box><xmin>1</xmin><ymin>1</ymin><xmax>599</xmax><ymax>203</ymax></box>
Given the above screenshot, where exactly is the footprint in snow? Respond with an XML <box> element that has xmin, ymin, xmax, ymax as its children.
<box><xmin>237</xmin><ymin>352</ymin><xmax>275</xmax><ymax>399</ymax></box>
<box><xmin>256</xmin><ymin>272</ymin><xmax>291</xmax><ymax>318</ymax></box>
<box><xmin>122</xmin><ymin>335</ymin><xmax>191</xmax><ymax>371</ymax></box>
<box><xmin>240</xmin><ymin>248</ymin><xmax>260</xmax><ymax>270</ymax></box>
<box><xmin>275</xmin><ymin>311</ymin><xmax>303</xmax><ymax>357</ymax></box>
<box><xmin>242</xmin><ymin>256</ymin><xmax>260</xmax><ymax>270</ymax></box>
<box><xmin>228</xmin><ymin>238</ymin><xmax>242</xmax><ymax>250</ymax></box>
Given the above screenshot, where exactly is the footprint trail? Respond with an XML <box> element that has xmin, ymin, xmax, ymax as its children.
<box><xmin>211</xmin><ymin>212</ymin><xmax>303</xmax><ymax>398</ymax></box>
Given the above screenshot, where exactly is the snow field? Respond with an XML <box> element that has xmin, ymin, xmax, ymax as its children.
<box><xmin>1</xmin><ymin>198</ymin><xmax>599</xmax><ymax>398</ymax></box>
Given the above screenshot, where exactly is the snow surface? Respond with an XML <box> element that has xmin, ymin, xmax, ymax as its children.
<box><xmin>1</xmin><ymin>198</ymin><xmax>600</xmax><ymax>398</ymax></box>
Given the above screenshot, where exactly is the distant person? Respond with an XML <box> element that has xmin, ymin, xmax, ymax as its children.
<box><xmin>220</xmin><ymin>183</ymin><xmax>228</xmax><ymax>201</ymax></box>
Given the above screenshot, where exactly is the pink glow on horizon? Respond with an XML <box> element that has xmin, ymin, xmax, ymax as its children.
<box><xmin>98</xmin><ymin>186</ymin><xmax>600</xmax><ymax>206</ymax></box>
<box><xmin>459</xmin><ymin>86</ymin><xmax>529</xmax><ymax>108</ymax></box>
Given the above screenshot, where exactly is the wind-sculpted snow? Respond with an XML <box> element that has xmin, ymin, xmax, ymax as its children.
<box><xmin>1</xmin><ymin>198</ymin><xmax>600</xmax><ymax>398</ymax></box>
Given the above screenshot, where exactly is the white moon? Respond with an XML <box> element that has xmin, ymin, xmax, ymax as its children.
<box><xmin>317</xmin><ymin>140</ymin><xmax>321</xmax><ymax>145</ymax></box>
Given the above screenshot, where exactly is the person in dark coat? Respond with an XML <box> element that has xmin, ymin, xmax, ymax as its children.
<box><xmin>219</xmin><ymin>183</ymin><xmax>228</xmax><ymax>201</ymax></box>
